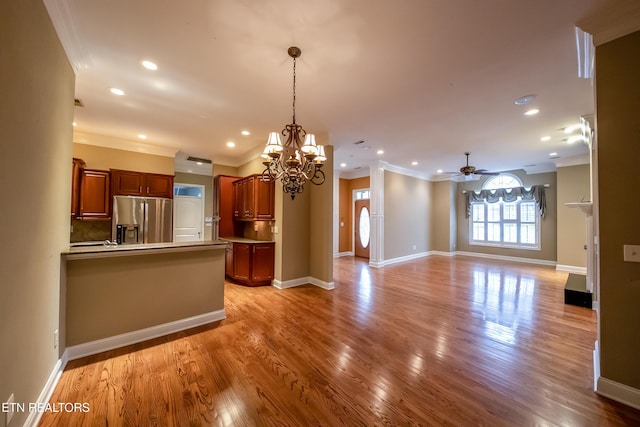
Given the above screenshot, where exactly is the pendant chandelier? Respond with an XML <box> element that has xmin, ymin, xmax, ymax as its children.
<box><xmin>262</xmin><ymin>46</ymin><xmax>326</xmax><ymax>200</ymax></box>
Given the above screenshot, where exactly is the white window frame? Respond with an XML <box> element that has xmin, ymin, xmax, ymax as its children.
<box><xmin>469</xmin><ymin>175</ymin><xmax>541</xmax><ymax>251</ymax></box>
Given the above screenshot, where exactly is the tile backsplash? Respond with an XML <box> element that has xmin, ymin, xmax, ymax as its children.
<box><xmin>70</xmin><ymin>219</ymin><xmax>111</xmax><ymax>243</ymax></box>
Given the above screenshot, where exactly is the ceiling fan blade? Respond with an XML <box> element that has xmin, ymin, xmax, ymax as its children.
<box><xmin>474</xmin><ymin>170</ymin><xmax>500</xmax><ymax>175</ymax></box>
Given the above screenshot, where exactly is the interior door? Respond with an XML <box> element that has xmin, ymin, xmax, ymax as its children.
<box><xmin>173</xmin><ymin>196</ymin><xmax>203</xmax><ymax>242</ymax></box>
<box><xmin>354</xmin><ymin>199</ymin><xmax>371</xmax><ymax>259</ymax></box>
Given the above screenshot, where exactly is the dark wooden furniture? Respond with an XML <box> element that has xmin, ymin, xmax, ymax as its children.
<box><xmin>71</xmin><ymin>158</ymin><xmax>86</xmax><ymax>218</ymax></box>
<box><xmin>225</xmin><ymin>241</ymin><xmax>275</xmax><ymax>286</ymax></box>
<box><xmin>111</xmin><ymin>169</ymin><xmax>174</xmax><ymax>198</ymax></box>
<box><xmin>232</xmin><ymin>174</ymin><xmax>275</xmax><ymax>221</ymax></box>
<box><xmin>214</xmin><ymin>175</ymin><xmax>242</xmax><ymax>238</ymax></box>
<box><xmin>79</xmin><ymin>169</ymin><xmax>111</xmax><ymax>219</ymax></box>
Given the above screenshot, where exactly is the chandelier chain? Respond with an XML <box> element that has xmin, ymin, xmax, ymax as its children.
<box><xmin>292</xmin><ymin>56</ymin><xmax>297</xmax><ymax>124</ymax></box>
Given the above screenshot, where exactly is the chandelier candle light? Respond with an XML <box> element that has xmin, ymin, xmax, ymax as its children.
<box><xmin>262</xmin><ymin>46</ymin><xmax>326</xmax><ymax>200</ymax></box>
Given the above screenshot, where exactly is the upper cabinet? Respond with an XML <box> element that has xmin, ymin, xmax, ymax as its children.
<box><xmin>232</xmin><ymin>174</ymin><xmax>275</xmax><ymax>221</ymax></box>
<box><xmin>111</xmin><ymin>169</ymin><xmax>174</xmax><ymax>199</ymax></box>
<box><xmin>79</xmin><ymin>169</ymin><xmax>111</xmax><ymax>219</ymax></box>
<box><xmin>71</xmin><ymin>158</ymin><xmax>86</xmax><ymax>217</ymax></box>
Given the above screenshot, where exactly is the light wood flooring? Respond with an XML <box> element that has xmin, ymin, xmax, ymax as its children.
<box><xmin>40</xmin><ymin>255</ymin><xmax>640</xmax><ymax>426</ymax></box>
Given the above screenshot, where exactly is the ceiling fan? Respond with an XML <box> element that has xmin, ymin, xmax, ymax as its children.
<box><xmin>445</xmin><ymin>152</ymin><xmax>500</xmax><ymax>178</ymax></box>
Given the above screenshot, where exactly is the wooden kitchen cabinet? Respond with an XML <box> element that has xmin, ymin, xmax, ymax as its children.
<box><xmin>232</xmin><ymin>174</ymin><xmax>275</xmax><ymax>221</ymax></box>
<box><xmin>214</xmin><ymin>175</ymin><xmax>241</xmax><ymax>238</ymax></box>
<box><xmin>225</xmin><ymin>241</ymin><xmax>275</xmax><ymax>286</ymax></box>
<box><xmin>111</xmin><ymin>169</ymin><xmax>174</xmax><ymax>198</ymax></box>
<box><xmin>71</xmin><ymin>158</ymin><xmax>86</xmax><ymax>217</ymax></box>
<box><xmin>79</xmin><ymin>169</ymin><xmax>111</xmax><ymax>219</ymax></box>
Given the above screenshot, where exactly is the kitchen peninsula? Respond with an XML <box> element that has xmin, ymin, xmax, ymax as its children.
<box><xmin>62</xmin><ymin>240</ymin><xmax>227</xmax><ymax>359</ymax></box>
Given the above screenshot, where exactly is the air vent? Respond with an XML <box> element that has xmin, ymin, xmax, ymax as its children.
<box><xmin>187</xmin><ymin>156</ymin><xmax>212</xmax><ymax>164</ymax></box>
<box><xmin>74</xmin><ymin>98</ymin><xmax>84</xmax><ymax>107</ymax></box>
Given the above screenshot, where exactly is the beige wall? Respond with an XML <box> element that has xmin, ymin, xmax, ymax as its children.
<box><xmin>73</xmin><ymin>143</ymin><xmax>174</xmax><ymax>175</ymax></box>
<box><xmin>384</xmin><ymin>172</ymin><xmax>431</xmax><ymax>260</ymax></box>
<box><xmin>309</xmin><ymin>145</ymin><xmax>334</xmax><ymax>283</ymax></box>
<box><xmin>557</xmin><ymin>165</ymin><xmax>590</xmax><ymax>268</ymax></box>
<box><xmin>456</xmin><ymin>170</ymin><xmax>557</xmax><ymax>261</ymax></box>
<box><xmin>0</xmin><ymin>1</ymin><xmax>74</xmax><ymax>425</ymax></box>
<box><xmin>213</xmin><ymin>163</ymin><xmax>240</xmax><ymax>177</ymax></box>
<box><xmin>596</xmin><ymin>30</ymin><xmax>640</xmax><ymax>389</ymax></box>
<box><xmin>433</xmin><ymin>181</ymin><xmax>457</xmax><ymax>252</ymax></box>
<box><xmin>65</xmin><ymin>249</ymin><xmax>225</xmax><ymax>345</ymax></box>
<box><xmin>175</xmin><ymin>172</ymin><xmax>214</xmax><ymax>240</ymax></box>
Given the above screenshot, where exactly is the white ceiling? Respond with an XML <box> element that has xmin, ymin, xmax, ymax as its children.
<box><xmin>46</xmin><ymin>0</ymin><xmax>616</xmax><ymax>179</ymax></box>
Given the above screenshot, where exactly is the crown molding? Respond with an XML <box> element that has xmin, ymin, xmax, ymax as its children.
<box><xmin>578</xmin><ymin>0</ymin><xmax>640</xmax><ymax>46</ymax></box>
<box><xmin>43</xmin><ymin>0</ymin><xmax>92</xmax><ymax>73</ymax></box>
<box><xmin>73</xmin><ymin>131</ymin><xmax>178</xmax><ymax>158</ymax></box>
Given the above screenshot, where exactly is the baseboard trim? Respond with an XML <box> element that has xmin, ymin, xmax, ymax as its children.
<box><xmin>430</xmin><ymin>250</ymin><xmax>456</xmax><ymax>257</ymax></box>
<box><xmin>66</xmin><ymin>309</ymin><xmax>227</xmax><ymax>361</ymax></box>
<box><xmin>23</xmin><ymin>351</ymin><xmax>69</xmax><ymax>427</ymax></box>
<box><xmin>273</xmin><ymin>276</ymin><xmax>335</xmax><ymax>290</ymax></box>
<box><xmin>556</xmin><ymin>264</ymin><xmax>587</xmax><ymax>275</ymax></box>
<box><xmin>372</xmin><ymin>251</ymin><xmax>430</xmax><ymax>268</ymax></box>
<box><xmin>333</xmin><ymin>251</ymin><xmax>354</xmax><ymax>258</ymax></box>
<box><xmin>596</xmin><ymin>376</ymin><xmax>640</xmax><ymax>411</ymax></box>
<box><xmin>455</xmin><ymin>251</ymin><xmax>556</xmax><ymax>267</ymax></box>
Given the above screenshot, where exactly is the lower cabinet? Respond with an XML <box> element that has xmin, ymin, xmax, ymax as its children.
<box><xmin>225</xmin><ymin>241</ymin><xmax>275</xmax><ymax>286</ymax></box>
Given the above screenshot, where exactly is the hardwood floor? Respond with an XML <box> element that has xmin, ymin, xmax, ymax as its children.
<box><xmin>40</xmin><ymin>255</ymin><xmax>640</xmax><ymax>426</ymax></box>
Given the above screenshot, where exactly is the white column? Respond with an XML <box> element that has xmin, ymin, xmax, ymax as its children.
<box><xmin>369</xmin><ymin>161</ymin><xmax>385</xmax><ymax>267</ymax></box>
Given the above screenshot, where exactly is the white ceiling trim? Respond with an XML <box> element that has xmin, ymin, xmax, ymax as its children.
<box><xmin>43</xmin><ymin>0</ymin><xmax>92</xmax><ymax>73</ymax></box>
<box><xmin>578</xmin><ymin>0</ymin><xmax>640</xmax><ymax>46</ymax></box>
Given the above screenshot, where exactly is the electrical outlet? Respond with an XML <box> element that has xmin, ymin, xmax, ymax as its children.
<box><xmin>412</xmin><ymin>245</ymin><xmax>417</xmax><ymax>250</ymax></box>
<box><xmin>54</xmin><ymin>329</ymin><xmax>59</xmax><ymax>349</ymax></box>
<box><xmin>5</xmin><ymin>393</ymin><xmax>15</xmax><ymax>425</ymax></box>
<box><xmin>273</xmin><ymin>225</ymin><xmax>279</xmax><ymax>234</ymax></box>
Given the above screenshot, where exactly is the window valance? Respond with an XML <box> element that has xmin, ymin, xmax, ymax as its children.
<box><xmin>465</xmin><ymin>185</ymin><xmax>547</xmax><ymax>218</ymax></box>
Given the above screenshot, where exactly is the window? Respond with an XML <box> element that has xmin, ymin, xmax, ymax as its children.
<box><xmin>355</xmin><ymin>190</ymin><xmax>370</xmax><ymax>200</ymax></box>
<box><xmin>469</xmin><ymin>175</ymin><xmax>540</xmax><ymax>250</ymax></box>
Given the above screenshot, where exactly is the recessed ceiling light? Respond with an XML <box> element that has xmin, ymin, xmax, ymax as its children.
<box><xmin>540</xmin><ymin>136</ymin><xmax>551</xmax><ymax>142</ymax></box>
<box><xmin>241</xmin><ymin>130</ymin><xmax>250</xmax><ymax>136</ymax></box>
<box><xmin>137</xmin><ymin>134</ymin><xmax>147</xmax><ymax>140</ymax></box>
<box><xmin>550</xmin><ymin>152</ymin><xmax>558</xmax><ymax>157</ymax></box>
<box><xmin>340</xmin><ymin>163</ymin><xmax>347</xmax><ymax>167</ymax></box>
<box><xmin>412</xmin><ymin>161</ymin><xmax>418</xmax><ymax>166</ymax></box>
<box><xmin>524</xmin><ymin>109</ymin><xmax>539</xmax><ymax>116</ymax></box>
<box><xmin>110</xmin><ymin>88</ymin><xmax>125</xmax><ymax>96</ymax></box>
<box><xmin>437</xmin><ymin>169</ymin><xmax>443</xmax><ymax>174</ymax></box>
<box><xmin>141</xmin><ymin>60</ymin><xmax>158</xmax><ymax>71</ymax></box>
<box><xmin>514</xmin><ymin>94</ymin><xmax>536</xmax><ymax>105</ymax></box>
<box><xmin>377</xmin><ymin>150</ymin><xmax>384</xmax><ymax>155</ymax></box>
<box><xmin>226</xmin><ymin>141</ymin><xmax>235</xmax><ymax>148</ymax></box>
<box><xmin>72</xmin><ymin>122</ymin><xmax>77</xmax><ymax>127</ymax></box>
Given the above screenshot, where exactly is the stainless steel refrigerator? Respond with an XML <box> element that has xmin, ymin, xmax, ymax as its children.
<box><xmin>112</xmin><ymin>196</ymin><xmax>173</xmax><ymax>244</ymax></box>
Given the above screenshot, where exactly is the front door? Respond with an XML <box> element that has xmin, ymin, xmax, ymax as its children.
<box><xmin>354</xmin><ymin>199</ymin><xmax>370</xmax><ymax>259</ymax></box>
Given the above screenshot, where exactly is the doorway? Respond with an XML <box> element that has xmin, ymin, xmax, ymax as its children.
<box><xmin>173</xmin><ymin>183</ymin><xmax>205</xmax><ymax>242</ymax></box>
<box><xmin>354</xmin><ymin>191</ymin><xmax>370</xmax><ymax>259</ymax></box>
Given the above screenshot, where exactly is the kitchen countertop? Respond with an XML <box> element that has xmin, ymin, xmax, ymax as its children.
<box><xmin>220</xmin><ymin>237</ymin><xmax>275</xmax><ymax>244</ymax></box>
<box><xmin>63</xmin><ymin>240</ymin><xmax>228</xmax><ymax>260</ymax></box>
